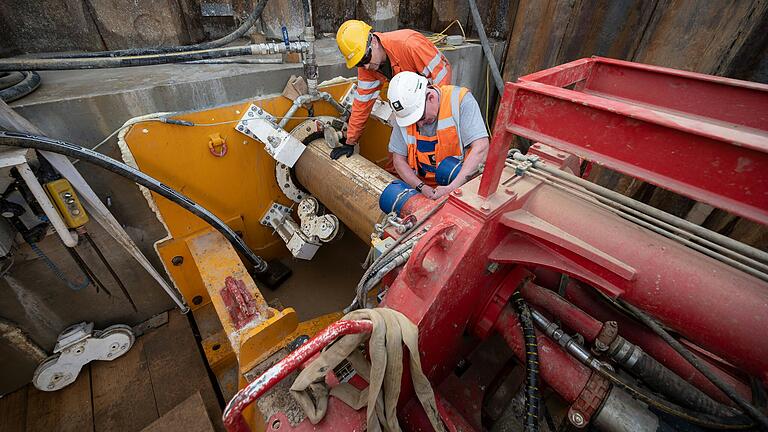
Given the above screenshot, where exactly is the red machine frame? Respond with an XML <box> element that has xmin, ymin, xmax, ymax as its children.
<box><xmin>224</xmin><ymin>58</ymin><xmax>768</xmax><ymax>431</ymax></box>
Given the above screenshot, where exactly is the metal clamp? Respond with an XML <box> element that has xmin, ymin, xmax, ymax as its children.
<box><xmin>568</xmin><ymin>371</ymin><xmax>611</xmax><ymax>428</ymax></box>
<box><xmin>260</xmin><ymin>198</ymin><xmax>339</xmax><ymax>260</ymax></box>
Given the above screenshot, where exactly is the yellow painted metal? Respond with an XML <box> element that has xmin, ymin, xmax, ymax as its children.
<box><xmin>121</xmin><ymin>80</ymin><xmax>393</xmax><ymax>415</ymax></box>
<box><xmin>45</xmin><ymin>178</ymin><xmax>89</xmax><ymax>228</ymax></box>
<box><xmin>123</xmin><ymin>79</ymin><xmax>391</xmax><ymax>266</ymax></box>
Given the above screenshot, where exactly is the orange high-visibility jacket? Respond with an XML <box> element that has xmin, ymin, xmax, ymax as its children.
<box><xmin>403</xmin><ymin>85</ymin><xmax>468</xmax><ymax>185</ymax></box>
<box><xmin>347</xmin><ymin>29</ymin><xmax>452</xmax><ymax>144</ymax></box>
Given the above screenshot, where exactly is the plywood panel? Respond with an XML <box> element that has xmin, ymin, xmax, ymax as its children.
<box><xmin>92</xmin><ymin>339</ymin><xmax>159</xmax><ymax>432</ymax></box>
<box><xmin>142</xmin><ymin>312</ymin><xmax>224</xmax><ymax>431</ymax></box>
<box><xmin>26</xmin><ymin>369</ymin><xmax>94</xmax><ymax>432</ymax></box>
<box><xmin>140</xmin><ymin>392</ymin><xmax>214</xmax><ymax>432</ymax></box>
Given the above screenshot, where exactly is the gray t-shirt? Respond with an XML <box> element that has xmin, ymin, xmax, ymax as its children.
<box><xmin>388</xmin><ymin>90</ymin><xmax>489</xmax><ymax>157</ymax></box>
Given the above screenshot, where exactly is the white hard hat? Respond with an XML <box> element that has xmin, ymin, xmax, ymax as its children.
<box><xmin>388</xmin><ymin>71</ymin><xmax>429</xmax><ymax>127</ymax></box>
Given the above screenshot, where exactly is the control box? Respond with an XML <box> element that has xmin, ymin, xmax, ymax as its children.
<box><xmin>45</xmin><ymin>179</ymin><xmax>89</xmax><ymax>228</ymax></box>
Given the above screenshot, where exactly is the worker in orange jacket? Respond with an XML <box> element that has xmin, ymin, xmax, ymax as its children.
<box><xmin>331</xmin><ymin>20</ymin><xmax>452</xmax><ymax>159</ymax></box>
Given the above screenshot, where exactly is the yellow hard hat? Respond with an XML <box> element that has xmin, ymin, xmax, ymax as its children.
<box><xmin>336</xmin><ymin>20</ymin><xmax>373</xmax><ymax>69</ymax></box>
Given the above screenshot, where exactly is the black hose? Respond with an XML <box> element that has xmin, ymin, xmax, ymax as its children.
<box><xmin>0</xmin><ymin>45</ymin><xmax>258</xmax><ymax>71</ymax></box>
<box><xmin>0</xmin><ymin>72</ymin><xmax>25</xmax><ymax>88</ymax></box>
<box><xmin>617</xmin><ymin>299</ymin><xmax>768</xmax><ymax>430</ymax></box>
<box><xmin>512</xmin><ymin>291</ymin><xmax>540</xmax><ymax>432</ymax></box>
<box><xmin>0</xmin><ymin>131</ymin><xmax>268</xmax><ymax>273</ymax></box>
<box><xmin>597</xmin><ymin>365</ymin><xmax>754</xmax><ymax>429</ymax></box>
<box><xmin>0</xmin><ymin>71</ymin><xmax>41</xmax><ymax>102</ymax></box>
<box><xmin>468</xmin><ymin>0</ymin><xmax>504</xmax><ymax>94</ymax></box>
<box><xmin>630</xmin><ymin>351</ymin><xmax>736</xmax><ymax>418</ymax></box>
<box><xmin>36</xmin><ymin>0</ymin><xmax>270</xmax><ymax>59</ymax></box>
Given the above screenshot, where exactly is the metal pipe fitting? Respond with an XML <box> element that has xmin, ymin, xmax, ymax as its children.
<box><xmin>593</xmin><ymin>387</ymin><xmax>660</xmax><ymax>432</ymax></box>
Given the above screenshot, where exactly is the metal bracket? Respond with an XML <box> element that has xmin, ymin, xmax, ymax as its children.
<box><xmin>33</xmin><ymin>322</ymin><xmax>134</xmax><ymax>391</ymax></box>
<box><xmin>235</xmin><ymin>104</ymin><xmax>306</xmax><ymax>167</ymax></box>
<box><xmin>568</xmin><ymin>371</ymin><xmax>611</xmax><ymax>428</ymax></box>
<box><xmin>260</xmin><ymin>198</ymin><xmax>339</xmax><ymax>260</ymax></box>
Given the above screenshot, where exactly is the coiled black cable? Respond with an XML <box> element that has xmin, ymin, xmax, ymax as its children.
<box><xmin>512</xmin><ymin>290</ymin><xmax>540</xmax><ymax>432</ymax></box>
<box><xmin>0</xmin><ymin>71</ymin><xmax>41</xmax><ymax>102</ymax></box>
<box><xmin>35</xmin><ymin>0</ymin><xmax>270</xmax><ymax>59</ymax></box>
<box><xmin>0</xmin><ymin>131</ymin><xmax>268</xmax><ymax>273</ymax></box>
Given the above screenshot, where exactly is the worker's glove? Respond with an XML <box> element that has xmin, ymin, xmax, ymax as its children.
<box><xmin>330</xmin><ymin>143</ymin><xmax>355</xmax><ymax>160</ymax></box>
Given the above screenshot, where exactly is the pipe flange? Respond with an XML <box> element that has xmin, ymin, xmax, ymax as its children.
<box><xmin>568</xmin><ymin>371</ymin><xmax>611</xmax><ymax>428</ymax></box>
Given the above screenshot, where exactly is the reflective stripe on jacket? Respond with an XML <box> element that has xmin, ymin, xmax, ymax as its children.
<box><xmin>402</xmin><ymin>85</ymin><xmax>467</xmax><ymax>185</ymax></box>
<box><xmin>348</xmin><ymin>30</ymin><xmax>452</xmax><ymax>144</ymax></box>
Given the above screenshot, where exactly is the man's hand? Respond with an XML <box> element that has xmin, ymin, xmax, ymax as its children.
<box><xmin>421</xmin><ymin>185</ymin><xmax>437</xmax><ymax>199</ymax></box>
<box><xmin>330</xmin><ymin>143</ymin><xmax>355</xmax><ymax>160</ymax></box>
<box><xmin>433</xmin><ymin>185</ymin><xmax>455</xmax><ymax>199</ymax></box>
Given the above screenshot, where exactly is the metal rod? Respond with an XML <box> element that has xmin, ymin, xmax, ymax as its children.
<box><xmin>81</xmin><ymin>230</ymin><xmax>137</xmax><ymax>312</ymax></box>
<box><xmin>511</xmin><ymin>151</ymin><xmax>768</xmax><ymax>265</ymax></box>
<box><xmin>507</xmin><ymin>160</ymin><xmax>768</xmax><ymax>275</ymax></box>
<box><xmin>506</xmin><ymin>161</ymin><xmax>768</xmax><ymax>283</ymax></box>
<box><xmin>65</xmin><ymin>246</ymin><xmax>112</xmax><ymax>296</ymax></box>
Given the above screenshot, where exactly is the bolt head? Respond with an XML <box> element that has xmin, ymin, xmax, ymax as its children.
<box><xmin>569</xmin><ymin>411</ymin><xmax>585</xmax><ymax>427</ymax></box>
<box><xmin>480</xmin><ymin>203</ymin><xmax>491</xmax><ymax>212</ymax></box>
<box><xmin>504</xmin><ymin>186</ymin><xmax>517</xmax><ymax>197</ymax></box>
<box><xmin>171</xmin><ymin>256</ymin><xmax>184</xmax><ymax>266</ymax></box>
<box><xmin>453</xmin><ymin>188</ymin><xmax>462</xmax><ymax>196</ymax></box>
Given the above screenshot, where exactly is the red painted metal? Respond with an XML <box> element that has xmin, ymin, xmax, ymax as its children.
<box><xmin>495</xmin><ymin>305</ymin><xmax>591</xmax><ymax>402</ymax></box>
<box><xmin>241</xmin><ymin>61</ymin><xmax>768</xmax><ymax>431</ymax></box>
<box><xmin>220</xmin><ymin>277</ymin><xmax>260</xmax><ymax>330</ymax></box>
<box><xmin>519</xmin><ymin>283</ymin><xmax>602</xmax><ymax>342</ymax></box>
<box><xmin>490</xmin><ymin>182</ymin><xmax>768</xmax><ymax>384</ymax></box>
<box><xmin>267</xmin><ymin>398</ymin><xmax>366</xmax><ymax>432</ymax></box>
<box><xmin>478</xmin><ymin>57</ymin><xmax>768</xmax><ymax>224</ymax></box>
<box><xmin>222</xmin><ymin>320</ymin><xmax>373</xmax><ymax>432</ymax></box>
<box><xmin>563</xmin><ymin>281</ymin><xmax>752</xmax><ymax>404</ymax></box>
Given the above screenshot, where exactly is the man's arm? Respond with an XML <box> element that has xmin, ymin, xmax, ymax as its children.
<box><xmin>410</xmin><ymin>34</ymin><xmax>452</xmax><ymax>85</ymax></box>
<box><xmin>433</xmin><ymin>137</ymin><xmax>489</xmax><ymax>198</ymax></box>
<box><xmin>392</xmin><ymin>153</ymin><xmax>436</xmax><ymax>199</ymax></box>
<box><xmin>346</xmin><ymin>69</ymin><xmax>383</xmax><ymax>145</ymax></box>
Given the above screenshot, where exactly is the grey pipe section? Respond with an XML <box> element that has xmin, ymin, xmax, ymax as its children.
<box><xmin>0</xmin><ymin>43</ymin><xmax>308</xmax><ymax>71</ymax></box>
<box><xmin>509</xmin><ymin>150</ymin><xmax>768</xmax><ymax>266</ymax></box>
<box><xmin>468</xmin><ymin>0</ymin><xmax>504</xmax><ymax>94</ymax></box>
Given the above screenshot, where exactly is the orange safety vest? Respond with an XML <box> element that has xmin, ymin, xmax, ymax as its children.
<box><xmin>402</xmin><ymin>85</ymin><xmax>468</xmax><ymax>186</ymax></box>
<box><xmin>347</xmin><ymin>30</ymin><xmax>452</xmax><ymax>144</ymax></box>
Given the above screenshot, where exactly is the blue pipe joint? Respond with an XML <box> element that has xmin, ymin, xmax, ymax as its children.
<box><xmin>435</xmin><ymin>156</ymin><xmax>462</xmax><ymax>186</ymax></box>
<box><xmin>379</xmin><ymin>180</ymin><xmax>419</xmax><ymax>215</ymax></box>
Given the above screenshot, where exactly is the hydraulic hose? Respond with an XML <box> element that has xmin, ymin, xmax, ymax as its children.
<box><xmin>532</xmin><ymin>307</ymin><xmax>755</xmax><ymax>429</ymax></box>
<box><xmin>0</xmin><ymin>131</ymin><xmax>268</xmax><ymax>273</ymax></box>
<box><xmin>0</xmin><ymin>43</ymin><xmax>307</xmax><ymax>71</ymax></box>
<box><xmin>0</xmin><ymin>71</ymin><xmax>41</xmax><ymax>102</ymax></box>
<box><xmin>617</xmin><ymin>299</ymin><xmax>768</xmax><ymax>430</ymax></box>
<box><xmin>468</xmin><ymin>0</ymin><xmax>504</xmax><ymax>94</ymax></box>
<box><xmin>512</xmin><ymin>291</ymin><xmax>540</xmax><ymax>432</ymax></box>
<box><xmin>37</xmin><ymin>0</ymin><xmax>270</xmax><ymax>59</ymax></box>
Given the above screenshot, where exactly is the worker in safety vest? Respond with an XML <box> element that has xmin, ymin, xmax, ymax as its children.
<box><xmin>387</xmin><ymin>71</ymin><xmax>489</xmax><ymax>199</ymax></box>
<box><xmin>331</xmin><ymin>20</ymin><xmax>452</xmax><ymax>160</ymax></box>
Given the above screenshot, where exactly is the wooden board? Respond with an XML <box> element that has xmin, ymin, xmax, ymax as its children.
<box><xmin>25</xmin><ymin>368</ymin><xmax>93</xmax><ymax>432</ymax></box>
<box><xmin>140</xmin><ymin>392</ymin><xmax>214</xmax><ymax>432</ymax></box>
<box><xmin>91</xmin><ymin>338</ymin><xmax>159</xmax><ymax>432</ymax></box>
<box><xmin>0</xmin><ymin>386</ymin><xmax>27</xmax><ymax>432</ymax></box>
<box><xmin>142</xmin><ymin>312</ymin><xmax>224</xmax><ymax>431</ymax></box>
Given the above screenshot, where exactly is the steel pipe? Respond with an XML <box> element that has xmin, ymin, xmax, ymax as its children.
<box><xmin>294</xmin><ymin>139</ymin><xmax>395</xmax><ymax>241</ymax></box>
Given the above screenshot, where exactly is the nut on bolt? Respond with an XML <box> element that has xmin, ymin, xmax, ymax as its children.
<box><xmin>569</xmin><ymin>411</ymin><xmax>586</xmax><ymax>427</ymax></box>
